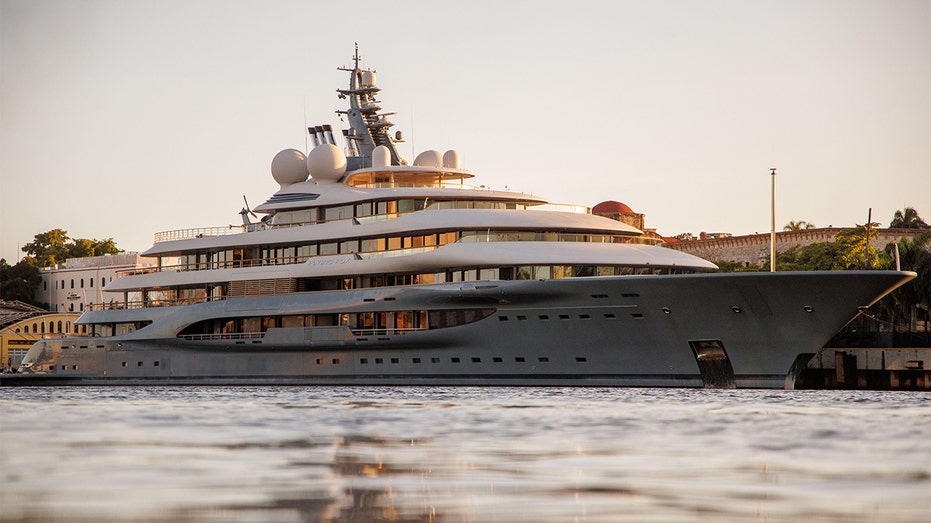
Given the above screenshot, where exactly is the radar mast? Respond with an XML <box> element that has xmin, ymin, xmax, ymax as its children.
<box><xmin>337</xmin><ymin>44</ymin><xmax>406</xmax><ymax>170</ymax></box>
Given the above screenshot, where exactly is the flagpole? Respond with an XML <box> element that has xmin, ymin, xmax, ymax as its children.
<box><xmin>770</xmin><ymin>168</ymin><xmax>777</xmax><ymax>272</ymax></box>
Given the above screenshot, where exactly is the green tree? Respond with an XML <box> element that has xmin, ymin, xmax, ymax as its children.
<box><xmin>889</xmin><ymin>207</ymin><xmax>929</xmax><ymax>229</ymax></box>
<box><xmin>713</xmin><ymin>260</ymin><xmax>762</xmax><ymax>273</ymax></box>
<box><xmin>22</xmin><ymin>229</ymin><xmax>70</xmax><ymax>267</ymax></box>
<box><xmin>880</xmin><ymin>231</ymin><xmax>931</xmax><ymax>331</ymax></box>
<box><xmin>772</xmin><ymin>242</ymin><xmax>847</xmax><ymax>271</ymax></box>
<box><xmin>836</xmin><ymin>223</ymin><xmax>889</xmax><ymax>270</ymax></box>
<box><xmin>0</xmin><ymin>258</ymin><xmax>46</xmax><ymax>308</ymax></box>
<box><xmin>21</xmin><ymin>229</ymin><xmax>122</xmax><ymax>267</ymax></box>
<box><xmin>783</xmin><ymin>220</ymin><xmax>816</xmax><ymax>231</ymax></box>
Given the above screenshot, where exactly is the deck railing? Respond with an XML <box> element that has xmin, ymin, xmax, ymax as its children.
<box><xmin>153</xmin><ymin>226</ymin><xmax>244</xmax><ymax>243</ymax></box>
<box><xmin>89</xmin><ymin>296</ymin><xmax>225</xmax><ymax>311</ymax></box>
<box><xmin>177</xmin><ymin>332</ymin><xmax>266</xmax><ymax>341</ymax></box>
<box><xmin>350</xmin><ymin>327</ymin><xmax>426</xmax><ymax>336</ymax></box>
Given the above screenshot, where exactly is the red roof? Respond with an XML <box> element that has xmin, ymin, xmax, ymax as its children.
<box><xmin>593</xmin><ymin>200</ymin><xmax>635</xmax><ymax>215</ymax></box>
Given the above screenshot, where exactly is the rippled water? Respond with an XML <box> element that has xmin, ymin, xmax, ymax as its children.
<box><xmin>1</xmin><ymin>387</ymin><xmax>929</xmax><ymax>522</ymax></box>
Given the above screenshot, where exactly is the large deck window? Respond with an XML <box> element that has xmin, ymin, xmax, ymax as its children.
<box><xmin>161</xmin><ymin>229</ymin><xmax>651</xmax><ymax>273</ymax></box>
<box><xmin>176</xmin><ymin>307</ymin><xmax>491</xmax><ymax>340</ymax></box>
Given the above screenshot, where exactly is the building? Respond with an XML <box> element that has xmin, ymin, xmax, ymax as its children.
<box><xmin>35</xmin><ymin>253</ymin><xmax>158</xmax><ymax>314</ymax></box>
<box><xmin>592</xmin><ymin>201</ymin><xmax>665</xmax><ymax>243</ymax></box>
<box><xmin>0</xmin><ymin>301</ymin><xmax>79</xmax><ymax>370</ymax></box>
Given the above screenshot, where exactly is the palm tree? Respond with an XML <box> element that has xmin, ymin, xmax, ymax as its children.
<box><xmin>889</xmin><ymin>207</ymin><xmax>930</xmax><ymax>229</ymax></box>
<box><xmin>881</xmin><ymin>231</ymin><xmax>931</xmax><ymax>334</ymax></box>
<box><xmin>783</xmin><ymin>220</ymin><xmax>816</xmax><ymax>231</ymax></box>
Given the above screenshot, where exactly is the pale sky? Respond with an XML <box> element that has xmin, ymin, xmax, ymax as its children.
<box><xmin>2</xmin><ymin>0</ymin><xmax>929</xmax><ymax>263</ymax></box>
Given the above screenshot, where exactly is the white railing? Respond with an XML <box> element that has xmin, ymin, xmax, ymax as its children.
<box><xmin>154</xmin><ymin>226</ymin><xmax>245</xmax><ymax>243</ymax></box>
<box><xmin>529</xmin><ymin>203</ymin><xmax>591</xmax><ymax>214</ymax></box>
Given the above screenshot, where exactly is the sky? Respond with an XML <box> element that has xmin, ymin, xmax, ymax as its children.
<box><xmin>1</xmin><ymin>0</ymin><xmax>929</xmax><ymax>263</ymax></box>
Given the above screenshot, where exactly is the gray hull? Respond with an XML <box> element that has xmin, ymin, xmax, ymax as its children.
<box><xmin>5</xmin><ymin>271</ymin><xmax>914</xmax><ymax>389</ymax></box>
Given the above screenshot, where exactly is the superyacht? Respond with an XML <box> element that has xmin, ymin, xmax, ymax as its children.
<box><xmin>5</xmin><ymin>48</ymin><xmax>914</xmax><ymax>388</ymax></box>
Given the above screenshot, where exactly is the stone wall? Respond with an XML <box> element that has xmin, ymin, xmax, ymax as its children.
<box><xmin>666</xmin><ymin>228</ymin><xmax>923</xmax><ymax>265</ymax></box>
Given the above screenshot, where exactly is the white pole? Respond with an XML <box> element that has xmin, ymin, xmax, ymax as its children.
<box><xmin>770</xmin><ymin>168</ymin><xmax>777</xmax><ymax>272</ymax></box>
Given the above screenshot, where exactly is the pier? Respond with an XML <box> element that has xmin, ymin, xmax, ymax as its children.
<box><xmin>797</xmin><ymin>348</ymin><xmax>931</xmax><ymax>390</ymax></box>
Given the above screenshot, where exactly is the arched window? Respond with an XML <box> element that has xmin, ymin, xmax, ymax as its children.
<box><xmin>32</xmin><ymin>323</ymin><xmax>37</xmax><ymax>333</ymax></box>
<box><xmin>90</xmin><ymin>279</ymin><xmax>94</xmax><ymax>288</ymax></box>
<box><xmin>80</xmin><ymin>278</ymin><xmax>84</xmax><ymax>288</ymax></box>
<box><xmin>101</xmin><ymin>277</ymin><xmax>106</xmax><ymax>287</ymax></box>
<box><xmin>58</xmin><ymin>321</ymin><xmax>63</xmax><ymax>332</ymax></box>
<box><xmin>71</xmin><ymin>279</ymin><xmax>75</xmax><ymax>289</ymax></box>
<box><xmin>80</xmin><ymin>303</ymin><xmax>84</xmax><ymax>312</ymax></box>
<box><xmin>41</xmin><ymin>323</ymin><xmax>45</xmax><ymax>334</ymax></box>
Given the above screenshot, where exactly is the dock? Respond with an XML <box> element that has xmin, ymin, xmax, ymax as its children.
<box><xmin>797</xmin><ymin>348</ymin><xmax>930</xmax><ymax>391</ymax></box>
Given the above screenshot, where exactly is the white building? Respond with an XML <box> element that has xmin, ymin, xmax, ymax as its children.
<box><xmin>35</xmin><ymin>253</ymin><xmax>158</xmax><ymax>313</ymax></box>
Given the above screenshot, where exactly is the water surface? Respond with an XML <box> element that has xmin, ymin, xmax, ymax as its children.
<box><xmin>2</xmin><ymin>387</ymin><xmax>929</xmax><ymax>522</ymax></box>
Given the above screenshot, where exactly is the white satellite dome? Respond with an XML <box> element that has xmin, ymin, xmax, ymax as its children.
<box><xmin>413</xmin><ymin>149</ymin><xmax>443</xmax><ymax>168</ymax></box>
<box><xmin>271</xmin><ymin>149</ymin><xmax>309</xmax><ymax>187</ymax></box>
<box><xmin>443</xmin><ymin>150</ymin><xmax>460</xmax><ymax>169</ymax></box>
<box><xmin>306</xmin><ymin>144</ymin><xmax>347</xmax><ymax>183</ymax></box>
<box><xmin>372</xmin><ymin>145</ymin><xmax>391</xmax><ymax>167</ymax></box>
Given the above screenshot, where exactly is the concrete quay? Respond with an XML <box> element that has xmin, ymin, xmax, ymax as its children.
<box><xmin>797</xmin><ymin>348</ymin><xmax>930</xmax><ymax>390</ymax></box>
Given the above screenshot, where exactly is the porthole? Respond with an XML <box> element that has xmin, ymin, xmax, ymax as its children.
<box><xmin>662</xmin><ymin>307</ymin><xmax>671</xmax><ymax>314</ymax></box>
<box><xmin>803</xmin><ymin>305</ymin><xmax>814</xmax><ymax>313</ymax></box>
